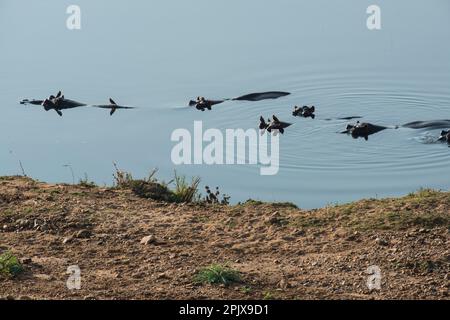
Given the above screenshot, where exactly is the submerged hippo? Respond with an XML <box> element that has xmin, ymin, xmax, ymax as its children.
<box><xmin>20</xmin><ymin>91</ymin><xmax>134</xmax><ymax>116</ymax></box>
<box><xmin>259</xmin><ymin>115</ymin><xmax>292</xmax><ymax>134</ymax></box>
<box><xmin>342</xmin><ymin>121</ymin><xmax>388</xmax><ymax>140</ymax></box>
<box><xmin>293</xmin><ymin>106</ymin><xmax>315</xmax><ymax>119</ymax></box>
<box><xmin>232</xmin><ymin>91</ymin><xmax>290</xmax><ymax>101</ymax></box>
<box><xmin>342</xmin><ymin>120</ymin><xmax>450</xmax><ymax>140</ymax></box>
<box><xmin>438</xmin><ymin>130</ymin><xmax>450</xmax><ymax>145</ymax></box>
<box><xmin>188</xmin><ymin>91</ymin><xmax>290</xmax><ymax>111</ymax></box>
<box><xmin>188</xmin><ymin>97</ymin><xmax>225</xmax><ymax>111</ymax></box>
<box><xmin>93</xmin><ymin>98</ymin><xmax>136</xmax><ymax>116</ymax></box>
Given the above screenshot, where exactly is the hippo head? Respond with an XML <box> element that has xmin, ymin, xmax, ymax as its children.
<box><xmin>351</xmin><ymin>123</ymin><xmax>369</xmax><ymax>140</ymax></box>
<box><xmin>41</xmin><ymin>99</ymin><xmax>56</xmax><ymax>111</ymax></box>
<box><xmin>439</xmin><ymin>130</ymin><xmax>450</xmax><ymax>143</ymax></box>
<box><xmin>303</xmin><ymin>106</ymin><xmax>315</xmax><ymax>118</ymax></box>
<box><xmin>345</xmin><ymin>124</ymin><xmax>354</xmax><ymax>132</ymax></box>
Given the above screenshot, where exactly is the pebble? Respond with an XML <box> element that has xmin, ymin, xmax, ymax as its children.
<box><xmin>375</xmin><ymin>238</ymin><xmax>389</xmax><ymax>246</ymax></box>
<box><xmin>140</xmin><ymin>235</ymin><xmax>157</xmax><ymax>245</ymax></box>
<box><xmin>62</xmin><ymin>236</ymin><xmax>73</xmax><ymax>244</ymax></box>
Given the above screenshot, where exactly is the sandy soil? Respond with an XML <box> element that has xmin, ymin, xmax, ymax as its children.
<box><xmin>0</xmin><ymin>176</ymin><xmax>448</xmax><ymax>300</ymax></box>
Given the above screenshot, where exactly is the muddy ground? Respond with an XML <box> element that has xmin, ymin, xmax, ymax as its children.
<box><xmin>0</xmin><ymin>176</ymin><xmax>448</xmax><ymax>300</ymax></box>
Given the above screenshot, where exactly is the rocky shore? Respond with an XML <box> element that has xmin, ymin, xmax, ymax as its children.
<box><xmin>0</xmin><ymin>176</ymin><xmax>448</xmax><ymax>300</ymax></box>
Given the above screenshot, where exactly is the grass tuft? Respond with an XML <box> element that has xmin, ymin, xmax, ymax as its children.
<box><xmin>195</xmin><ymin>264</ymin><xmax>241</xmax><ymax>286</ymax></box>
<box><xmin>172</xmin><ymin>171</ymin><xmax>201</xmax><ymax>203</ymax></box>
<box><xmin>0</xmin><ymin>252</ymin><xmax>24</xmax><ymax>278</ymax></box>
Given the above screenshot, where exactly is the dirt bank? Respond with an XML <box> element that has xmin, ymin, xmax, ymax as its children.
<box><xmin>0</xmin><ymin>176</ymin><xmax>448</xmax><ymax>300</ymax></box>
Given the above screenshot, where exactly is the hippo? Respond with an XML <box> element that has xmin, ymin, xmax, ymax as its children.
<box><xmin>342</xmin><ymin>121</ymin><xmax>389</xmax><ymax>140</ymax></box>
<box><xmin>188</xmin><ymin>91</ymin><xmax>290</xmax><ymax>111</ymax></box>
<box><xmin>293</xmin><ymin>106</ymin><xmax>315</xmax><ymax>119</ymax></box>
<box><xmin>342</xmin><ymin>120</ymin><xmax>450</xmax><ymax>140</ymax></box>
<box><xmin>259</xmin><ymin>115</ymin><xmax>292</xmax><ymax>134</ymax></box>
<box><xmin>232</xmin><ymin>91</ymin><xmax>290</xmax><ymax>101</ymax></box>
<box><xmin>92</xmin><ymin>98</ymin><xmax>136</xmax><ymax>116</ymax></box>
<box><xmin>438</xmin><ymin>130</ymin><xmax>450</xmax><ymax>145</ymax></box>
<box><xmin>188</xmin><ymin>97</ymin><xmax>225</xmax><ymax>111</ymax></box>
<box><xmin>402</xmin><ymin>120</ymin><xmax>450</xmax><ymax>129</ymax></box>
<box><xmin>20</xmin><ymin>91</ymin><xmax>135</xmax><ymax>116</ymax></box>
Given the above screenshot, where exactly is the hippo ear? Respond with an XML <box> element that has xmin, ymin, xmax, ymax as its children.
<box><xmin>109</xmin><ymin>98</ymin><xmax>117</xmax><ymax>105</ymax></box>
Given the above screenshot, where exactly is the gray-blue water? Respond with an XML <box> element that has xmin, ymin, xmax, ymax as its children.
<box><xmin>1</xmin><ymin>0</ymin><xmax>449</xmax><ymax>208</ymax></box>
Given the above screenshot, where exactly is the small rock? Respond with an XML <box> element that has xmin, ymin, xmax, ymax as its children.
<box><xmin>140</xmin><ymin>235</ymin><xmax>157</xmax><ymax>245</ymax></box>
<box><xmin>62</xmin><ymin>236</ymin><xmax>73</xmax><ymax>244</ymax></box>
<box><xmin>375</xmin><ymin>238</ymin><xmax>389</xmax><ymax>246</ymax></box>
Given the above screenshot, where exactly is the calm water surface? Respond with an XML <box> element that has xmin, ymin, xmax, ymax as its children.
<box><xmin>1</xmin><ymin>0</ymin><xmax>449</xmax><ymax>208</ymax></box>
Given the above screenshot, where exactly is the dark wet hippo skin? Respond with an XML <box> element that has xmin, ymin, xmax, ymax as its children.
<box><xmin>20</xmin><ymin>91</ymin><xmax>134</xmax><ymax>116</ymax></box>
<box><xmin>189</xmin><ymin>91</ymin><xmax>290</xmax><ymax>111</ymax></box>
<box><xmin>293</xmin><ymin>106</ymin><xmax>315</xmax><ymax>119</ymax></box>
<box><xmin>402</xmin><ymin>120</ymin><xmax>450</xmax><ymax>129</ymax></box>
<box><xmin>188</xmin><ymin>97</ymin><xmax>226</xmax><ymax>111</ymax></box>
<box><xmin>233</xmin><ymin>91</ymin><xmax>290</xmax><ymax>101</ymax></box>
<box><xmin>260</xmin><ymin>115</ymin><xmax>292</xmax><ymax>134</ymax></box>
<box><xmin>342</xmin><ymin>122</ymin><xmax>388</xmax><ymax>140</ymax></box>
<box><xmin>342</xmin><ymin>120</ymin><xmax>450</xmax><ymax>141</ymax></box>
<box><xmin>93</xmin><ymin>98</ymin><xmax>136</xmax><ymax>116</ymax></box>
<box><xmin>438</xmin><ymin>130</ymin><xmax>450</xmax><ymax>144</ymax></box>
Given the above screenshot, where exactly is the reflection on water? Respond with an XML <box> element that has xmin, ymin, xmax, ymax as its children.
<box><xmin>0</xmin><ymin>0</ymin><xmax>449</xmax><ymax>208</ymax></box>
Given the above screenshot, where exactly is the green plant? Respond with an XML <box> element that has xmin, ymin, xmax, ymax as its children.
<box><xmin>113</xmin><ymin>163</ymin><xmax>159</xmax><ymax>188</ymax></box>
<box><xmin>195</xmin><ymin>264</ymin><xmax>241</xmax><ymax>286</ymax></box>
<box><xmin>112</xmin><ymin>163</ymin><xmax>136</xmax><ymax>188</ymax></box>
<box><xmin>240</xmin><ymin>286</ymin><xmax>252</xmax><ymax>294</ymax></box>
<box><xmin>0</xmin><ymin>252</ymin><xmax>24</xmax><ymax>277</ymax></box>
<box><xmin>173</xmin><ymin>171</ymin><xmax>201</xmax><ymax>203</ymax></box>
<box><xmin>263</xmin><ymin>291</ymin><xmax>275</xmax><ymax>300</ymax></box>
